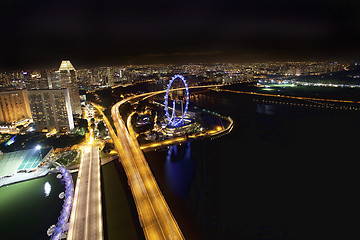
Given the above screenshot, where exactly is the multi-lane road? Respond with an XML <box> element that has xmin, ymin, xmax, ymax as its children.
<box><xmin>67</xmin><ymin>142</ymin><xmax>103</xmax><ymax>240</ymax></box>
<box><xmin>110</xmin><ymin>85</ymin><xmax>222</xmax><ymax>239</ymax></box>
<box><xmin>92</xmin><ymin>85</ymin><xmax>220</xmax><ymax>240</ymax></box>
<box><xmin>219</xmin><ymin>88</ymin><xmax>360</xmax><ymax>103</ymax></box>
<box><xmin>112</xmin><ymin>98</ymin><xmax>184</xmax><ymax>239</ymax></box>
<box><xmin>69</xmin><ymin>83</ymin><xmax>355</xmax><ymax>239</ymax></box>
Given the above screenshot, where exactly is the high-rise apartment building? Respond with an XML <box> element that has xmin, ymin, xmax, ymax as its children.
<box><xmin>52</xmin><ymin>60</ymin><xmax>82</xmax><ymax>115</ymax></box>
<box><xmin>24</xmin><ymin>71</ymin><xmax>51</xmax><ymax>90</ymax></box>
<box><xmin>0</xmin><ymin>90</ymin><xmax>32</xmax><ymax>124</ymax></box>
<box><xmin>106</xmin><ymin>67</ymin><xmax>115</xmax><ymax>86</ymax></box>
<box><xmin>28</xmin><ymin>89</ymin><xmax>74</xmax><ymax>132</ymax></box>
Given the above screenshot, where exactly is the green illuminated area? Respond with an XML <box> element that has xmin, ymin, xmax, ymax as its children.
<box><xmin>0</xmin><ymin>174</ymin><xmax>64</xmax><ymax>239</ymax></box>
<box><xmin>0</xmin><ymin>149</ymin><xmax>46</xmax><ymax>177</ymax></box>
<box><xmin>261</xmin><ymin>83</ymin><xmax>296</xmax><ymax>90</ymax></box>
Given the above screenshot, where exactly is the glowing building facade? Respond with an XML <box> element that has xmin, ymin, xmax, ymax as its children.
<box><xmin>0</xmin><ymin>90</ymin><xmax>32</xmax><ymax>124</ymax></box>
<box><xmin>53</xmin><ymin>60</ymin><xmax>82</xmax><ymax>115</ymax></box>
<box><xmin>28</xmin><ymin>89</ymin><xmax>74</xmax><ymax>132</ymax></box>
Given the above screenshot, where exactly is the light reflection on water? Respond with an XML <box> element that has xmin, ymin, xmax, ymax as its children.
<box><xmin>256</xmin><ymin>103</ymin><xmax>275</xmax><ymax>115</ymax></box>
<box><xmin>44</xmin><ymin>181</ymin><xmax>51</xmax><ymax>197</ymax></box>
<box><xmin>0</xmin><ymin>174</ymin><xmax>64</xmax><ymax>239</ymax></box>
<box><xmin>165</xmin><ymin>142</ymin><xmax>195</xmax><ymax>198</ymax></box>
<box><xmin>149</xmin><ymin>89</ymin><xmax>360</xmax><ymax>239</ymax></box>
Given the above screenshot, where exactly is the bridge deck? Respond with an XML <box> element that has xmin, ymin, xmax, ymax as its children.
<box><xmin>67</xmin><ymin>145</ymin><xmax>103</xmax><ymax>240</ymax></box>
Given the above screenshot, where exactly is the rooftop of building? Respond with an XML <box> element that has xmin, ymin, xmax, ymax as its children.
<box><xmin>59</xmin><ymin>60</ymin><xmax>76</xmax><ymax>71</ymax></box>
<box><xmin>0</xmin><ymin>88</ymin><xmax>25</xmax><ymax>93</ymax></box>
<box><xmin>0</xmin><ymin>147</ymin><xmax>52</xmax><ymax>177</ymax></box>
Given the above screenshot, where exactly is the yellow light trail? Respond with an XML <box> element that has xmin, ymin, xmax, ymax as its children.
<box><xmin>220</xmin><ymin>89</ymin><xmax>360</xmax><ymax>104</ymax></box>
<box><xmin>68</xmin><ymin>105</ymin><xmax>103</xmax><ymax>240</ymax></box>
<box><xmin>126</xmin><ymin>112</ymin><xmax>233</xmax><ymax>152</ymax></box>
<box><xmin>112</xmin><ymin>99</ymin><xmax>184</xmax><ymax>240</ymax></box>
<box><xmin>93</xmin><ymin>85</ymin><xmax>222</xmax><ymax>240</ymax></box>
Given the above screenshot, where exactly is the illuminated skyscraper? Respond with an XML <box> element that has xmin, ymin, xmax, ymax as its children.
<box><xmin>59</xmin><ymin>60</ymin><xmax>76</xmax><ymax>72</ymax></box>
<box><xmin>52</xmin><ymin>60</ymin><xmax>81</xmax><ymax>115</ymax></box>
<box><xmin>28</xmin><ymin>89</ymin><xmax>74</xmax><ymax>132</ymax></box>
<box><xmin>0</xmin><ymin>90</ymin><xmax>32</xmax><ymax>124</ymax></box>
<box><xmin>106</xmin><ymin>67</ymin><xmax>115</xmax><ymax>86</ymax></box>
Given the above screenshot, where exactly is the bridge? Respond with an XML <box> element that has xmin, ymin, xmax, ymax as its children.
<box><xmin>111</xmin><ymin>95</ymin><xmax>184</xmax><ymax>239</ymax></box>
<box><xmin>67</xmin><ymin>131</ymin><xmax>103</xmax><ymax>240</ymax></box>
<box><xmin>90</xmin><ymin>85</ymin><xmax>219</xmax><ymax>239</ymax></box>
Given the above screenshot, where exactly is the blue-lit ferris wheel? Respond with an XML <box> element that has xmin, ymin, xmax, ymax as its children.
<box><xmin>164</xmin><ymin>74</ymin><xmax>189</xmax><ymax>127</ymax></box>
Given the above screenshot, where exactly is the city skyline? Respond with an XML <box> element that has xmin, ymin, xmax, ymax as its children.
<box><xmin>1</xmin><ymin>0</ymin><xmax>359</xmax><ymax>71</ymax></box>
<box><xmin>1</xmin><ymin>1</ymin><xmax>360</xmax><ymax>239</ymax></box>
<box><xmin>1</xmin><ymin>63</ymin><xmax>360</xmax><ymax>239</ymax></box>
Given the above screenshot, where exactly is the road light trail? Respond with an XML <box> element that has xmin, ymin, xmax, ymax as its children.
<box><xmin>67</xmin><ymin>113</ymin><xmax>103</xmax><ymax>240</ymax></box>
<box><xmin>219</xmin><ymin>88</ymin><xmax>360</xmax><ymax>104</ymax></box>
<box><xmin>94</xmin><ymin>85</ymin><xmax>220</xmax><ymax>240</ymax></box>
<box><xmin>90</xmin><ymin>84</ymin><xmax>358</xmax><ymax>239</ymax></box>
<box><xmin>112</xmin><ymin>100</ymin><xmax>171</xmax><ymax>239</ymax></box>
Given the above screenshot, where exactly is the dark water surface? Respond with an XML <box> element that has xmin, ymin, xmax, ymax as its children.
<box><xmin>101</xmin><ymin>160</ymin><xmax>143</xmax><ymax>240</ymax></box>
<box><xmin>145</xmin><ymin>89</ymin><xmax>358</xmax><ymax>240</ymax></box>
<box><xmin>0</xmin><ymin>174</ymin><xmax>65</xmax><ymax>239</ymax></box>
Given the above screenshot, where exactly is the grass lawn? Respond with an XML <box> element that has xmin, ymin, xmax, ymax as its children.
<box><xmin>56</xmin><ymin>150</ymin><xmax>80</xmax><ymax>166</ymax></box>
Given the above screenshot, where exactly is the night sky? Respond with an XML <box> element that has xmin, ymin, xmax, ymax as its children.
<box><xmin>1</xmin><ymin>0</ymin><xmax>360</xmax><ymax>71</ymax></box>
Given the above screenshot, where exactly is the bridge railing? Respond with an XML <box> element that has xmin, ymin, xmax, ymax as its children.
<box><xmin>51</xmin><ymin>166</ymin><xmax>74</xmax><ymax>240</ymax></box>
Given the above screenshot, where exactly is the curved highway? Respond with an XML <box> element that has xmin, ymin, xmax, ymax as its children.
<box><xmin>103</xmin><ymin>83</ymin><xmax>358</xmax><ymax>240</ymax></box>
<box><xmin>107</xmin><ymin>85</ymin><xmax>221</xmax><ymax>239</ymax></box>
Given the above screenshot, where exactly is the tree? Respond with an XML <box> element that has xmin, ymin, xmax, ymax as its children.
<box><xmin>97</xmin><ymin>121</ymin><xmax>107</xmax><ymax>137</ymax></box>
<box><xmin>102</xmin><ymin>142</ymin><xmax>114</xmax><ymax>154</ymax></box>
<box><xmin>78</xmin><ymin>119</ymin><xmax>89</xmax><ymax>133</ymax></box>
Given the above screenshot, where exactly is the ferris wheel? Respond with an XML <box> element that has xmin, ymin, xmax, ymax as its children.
<box><xmin>164</xmin><ymin>74</ymin><xmax>189</xmax><ymax>126</ymax></box>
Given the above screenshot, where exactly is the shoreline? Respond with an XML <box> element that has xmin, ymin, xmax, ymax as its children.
<box><xmin>0</xmin><ymin>165</ymin><xmax>51</xmax><ymax>188</ymax></box>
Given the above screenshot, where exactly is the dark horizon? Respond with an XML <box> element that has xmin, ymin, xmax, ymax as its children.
<box><xmin>1</xmin><ymin>0</ymin><xmax>359</xmax><ymax>71</ymax></box>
